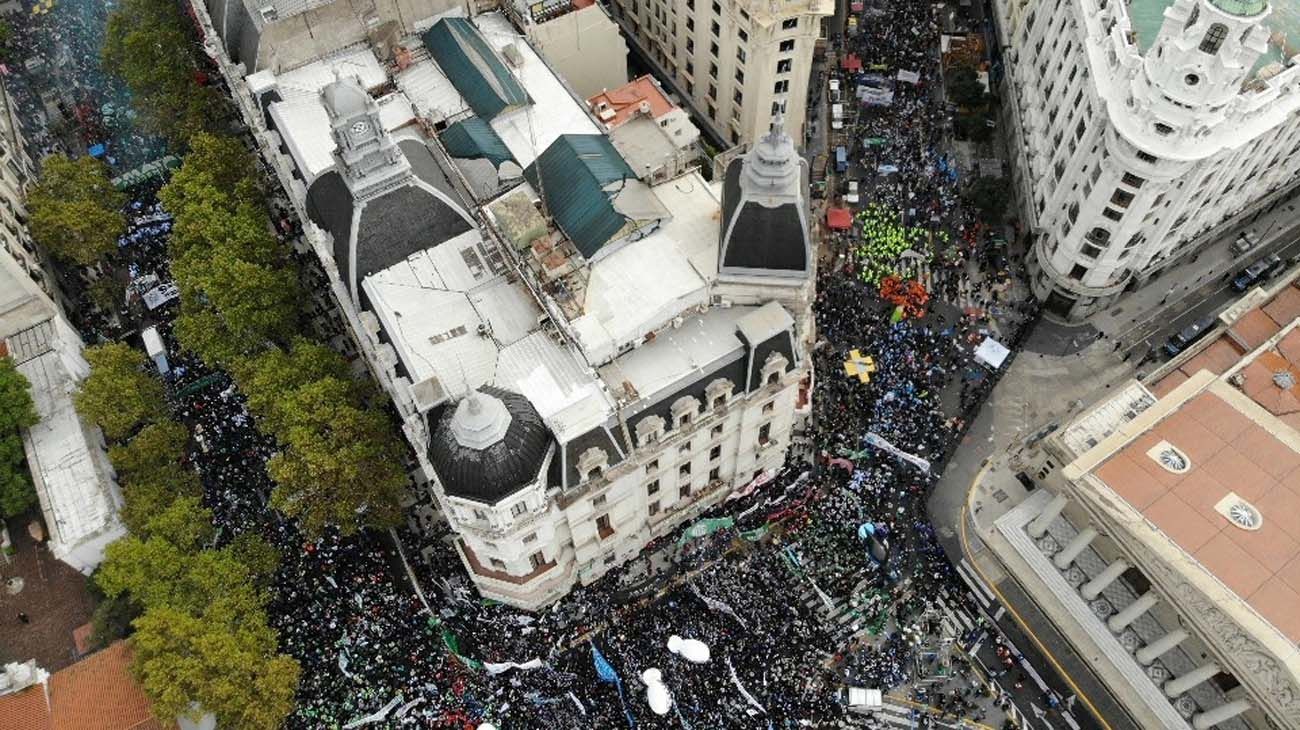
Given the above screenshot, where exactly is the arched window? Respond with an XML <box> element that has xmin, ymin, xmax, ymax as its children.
<box><xmin>1199</xmin><ymin>23</ymin><xmax>1227</xmax><ymax>54</ymax></box>
<box><xmin>1086</xmin><ymin>227</ymin><xmax>1111</xmax><ymax>245</ymax></box>
<box><xmin>1184</xmin><ymin>3</ymin><xmax>1199</xmax><ymax>29</ymax></box>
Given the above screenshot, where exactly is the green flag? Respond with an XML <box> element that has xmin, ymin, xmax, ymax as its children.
<box><xmin>677</xmin><ymin>517</ymin><xmax>735</xmax><ymax>546</ymax></box>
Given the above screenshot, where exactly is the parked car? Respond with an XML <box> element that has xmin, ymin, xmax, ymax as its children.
<box><xmin>1164</xmin><ymin>314</ymin><xmax>1219</xmax><ymax>358</ymax></box>
<box><xmin>846</xmin><ymin>180</ymin><xmax>860</xmax><ymax>204</ymax></box>
<box><xmin>1230</xmin><ymin>231</ymin><xmax>1261</xmax><ymax>256</ymax></box>
<box><xmin>1231</xmin><ymin>254</ymin><xmax>1285</xmax><ymax>292</ymax></box>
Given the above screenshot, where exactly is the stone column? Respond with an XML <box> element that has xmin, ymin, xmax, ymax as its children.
<box><xmin>1164</xmin><ymin>662</ymin><xmax>1221</xmax><ymax>698</ymax></box>
<box><xmin>1191</xmin><ymin>699</ymin><xmax>1251</xmax><ymax>729</ymax></box>
<box><xmin>1107</xmin><ymin>591</ymin><xmax>1158</xmax><ymax>633</ymax></box>
<box><xmin>1135</xmin><ymin>628</ymin><xmax>1188</xmax><ymax>666</ymax></box>
<box><xmin>1027</xmin><ymin>493</ymin><xmax>1068</xmax><ymax>538</ymax></box>
<box><xmin>1080</xmin><ymin>558</ymin><xmax>1129</xmax><ymax>600</ymax></box>
<box><xmin>1052</xmin><ymin>527</ymin><xmax>1097</xmax><ymax>569</ymax></box>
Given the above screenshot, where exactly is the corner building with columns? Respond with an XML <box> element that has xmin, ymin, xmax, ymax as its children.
<box><xmin>994</xmin><ymin>0</ymin><xmax>1300</xmax><ymax>320</ymax></box>
<box><xmin>992</xmin><ymin>274</ymin><xmax>1300</xmax><ymax>729</ymax></box>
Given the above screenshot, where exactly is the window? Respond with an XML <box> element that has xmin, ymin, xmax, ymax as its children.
<box><xmin>1069</xmin><ymin>264</ymin><xmax>1089</xmax><ymax>280</ymax></box>
<box><xmin>647</xmin><ymin>479</ymin><xmax>660</xmax><ymax>495</ymax></box>
<box><xmin>1111</xmin><ymin>189</ymin><xmax>1134</xmax><ymax>208</ymax></box>
<box><xmin>510</xmin><ymin>502</ymin><xmax>528</xmax><ymax>517</ymax></box>
<box><xmin>762</xmin><ymin>401</ymin><xmax>774</xmax><ymax>414</ymax></box>
<box><xmin>472</xmin><ymin>508</ymin><xmax>487</xmax><ymax>520</ymax></box>
<box><xmin>1199</xmin><ymin>23</ymin><xmax>1227</xmax><ymax>54</ymax></box>
<box><xmin>1184</xmin><ymin>3</ymin><xmax>1199</xmax><ymax>29</ymax></box>
<box><xmin>646</xmin><ymin>459</ymin><xmax>659</xmax><ymax>473</ymax></box>
<box><xmin>708</xmin><ymin>466</ymin><xmax>720</xmax><ymax>481</ymax></box>
<box><xmin>523</xmin><ymin>532</ymin><xmax>538</xmax><ymax>544</ymax></box>
<box><xmin>710</xmin><ymin>444</ymin><xmax>721</xmax><ymax>461</ymax></box>
<box><xmin>781</xmin><ymin>18</ymin><xmax>797</xmax><ymax>29</ymax></box>
<box><xmin>735</xmin><ymin>68</ymin><xmax>744</xmax><ymax>84</ymax></box>
<box><xmin>1154</xmin><ymin>122</ymin><xmax>1173</xmax><ymax>136</ymax></box>
<box><xmin>686</xmin><ymin>60</ymin><xmax>694</xmax><ymax>76</ymax></box>
<box><xmin>711</xmin><ymin>424</ymin><xmax>724</xmax><ymax>439</ymax></box>
<box><xmin>530</xmin><ymin>551</ymin><xmax>547</xmax><ymax>569</ymax></box>
<box><xmin>686</xmin><ymin>37</ymin><xmax>694</xmax><ymax>53</ymax></box>
<box><xmin>1102</xmin><ymin>207</ymin><xmax>1124</xmax><ymax>221</ymax></box>
<box><xmin>712</xmin><ymin>395</ymin><xmax>727</xmax><ymax>409</ymax></box>
<box><xmin>767</xmin><ymin>370</ymin><xmax>780</xmax><ymax>385</ymax></box>
<box><xmin>678</xmin><ymin>441</ymin><xmax>692</xmax><ymax>454</ymax></box>
<box><xmin>1136</xmin><ymin>150</ymin><xmax>1157</xmax><ymax>164</ymax></box>
<box><xmin>738</xmin><ymin>28</ymin><xmax>748</xmax><ymax>42</ymax></box>
<box><xmin>736</xmin><ymin>47</ymin><xmax>746</xmax><ymax>64</ymax></box>
<box><xmin>1121</xmin><ymin>172</ymin><xmax>1145</xmax><ymax>188</ymax></box>
<box><xmin>711</xmin><ymin>20</ymin><xmax>719</xmax><ymax>36</ymax></box>
<box><xmin>490</xmin><ymin>557</ymin><xmax>507</xmax><ymax>570</ymax></box>
<box><xmin>774</xmin><ymin>79</ymin><xmax>789</xmax><ymax>94</ymax></box>
<box><xmin>593</xmin><ymin>494</ymin><xmax>607</xmax><ymax>508</ymax></box>
<box><xmin>1184</xmin><ymin>73</ymin><xmax>1200</xmax><ymax>86</ymax></box>
<box><xmin>711</xmin><ymin>0</ymin><xmax>719</xmax><ymax>12</ymax></box>
<box><xmin>779</xmin><ymin>39</ymin><xmax>795</xmax><ymax>52</ymax></box>
<box><xmin>686</xmin><ymin>17</ymin><xmax>694</xmax><ymax>31</ymax></box>
<box><xmin>1080</xmin><ymin>243</ymin><xmax>1103</xmax><ymax>259</ymax></box>
<box><xmin>679</xmin><ymin>462</ymin><xmax>692</xmax><ymax>477</ymax></box>
<box><xmin>710</xmin><ymin>41</ymin><xmax>719</xmax><ymax>57</ymax></box>
<box><xmin>596</xmin><ymin>514</ymin><xmax>614</xmax><ymax>539</ymax></box>
<box><xmin>709</xmin><ymin>62</ymin><xmax>718</xmax><ymax>79</ymax></box>
<box><xmin>1086</xmin><ymin>227</ymin><xmax>1111</xmax><ymax>244</ymax></box>
<box><xmin>681</xmin><ymin>482</ymin><xmax>693</xmax><ymax>498</ymax></box>
<box><xmin>776</xmin><ymin>59</ymin><xmax>792</xmax><ymax>74</ymax></box>
<box><xmin>733</xmin><ymin>89</ymin><xmax>743</xmax><ymax>104</ymax></box>
<box><xmin>649</xmin><ymin>500</ymin><xmax>661</xmax><ymax>516</ymax></box>
<box><xmin>758</xmin><ymin>423</ymin><xmax>771</xmax><ymax>445</ymax></box>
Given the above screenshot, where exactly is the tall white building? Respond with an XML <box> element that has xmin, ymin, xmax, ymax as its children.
<box><xmin>995</xmin><ymin>0</ymin><xmax>1300</xmax><ymax>320</ymax></box>
<box><xmin>195</xmin><ymin>7</ymin><xmax>815</xmax><ymax>609</ymax></box>
<box><xmin>0</xmin><ymin>80</ymin><xmax>124</xmax><ymax>574</ymax></box>
<box><xmin>606</xmin><ymin>0</ymin><xmax>832</xmax><ymax>148</ymax></box>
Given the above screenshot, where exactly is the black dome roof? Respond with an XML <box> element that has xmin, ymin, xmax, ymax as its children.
<box><xmin>428</xmin><ymin>386</ymin><xmax>552</xmax><ymax>504</ymax></box>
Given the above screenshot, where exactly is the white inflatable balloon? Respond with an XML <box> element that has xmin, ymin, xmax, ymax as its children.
<box><xmin>667</xmin><ymin>634</ymin><xmax>711</xmax><ymax>664</ymax></box>
<box><xmin>641</xmin><ymin>668</ymin><xmax>672</xmax><ymax>715</ymax></box>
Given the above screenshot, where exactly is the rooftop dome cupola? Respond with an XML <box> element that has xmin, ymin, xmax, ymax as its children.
<box><xmin>449</xmin><ymin>390</ymin><xmax>512</xmax><ymax>448</ymax></box>
<box><xmin>741</xmin><ymin>113</ymin><xmax>800</xmax><ymax>194</ymax></box>
<box><xmin>428</xmin><ymin>386</ymin><xmax>553</xmax><ymax>504</ymax></box>
<box><xmin>716</xmin><ymin>112</ymin><xmax>812</xmax><ymax>280</ymax></box>
<box><xmin>320</xmin><ymin>72</ymin><xmax>411</xmax><ymax>201</ymax></box>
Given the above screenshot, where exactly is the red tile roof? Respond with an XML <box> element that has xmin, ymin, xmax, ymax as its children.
<box><xmin>0</xmin><ymin>684</ymin><xmax>53</xmax><ymax>730</ymax></box>
<box><xmin>587</xmin><ymin>76</ymin><xmax>676</xmax><ymax>129</ymax></box>
<box><xmin>48</xmin><ymin>642</ymin><xmax>171</xmax><ymax>730</ymax></box>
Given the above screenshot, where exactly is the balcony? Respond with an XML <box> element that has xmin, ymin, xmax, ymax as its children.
<box><xmin>456</xmin><ymin>538</ymin><xmax>557</xmax><ymax>586</ymax></box>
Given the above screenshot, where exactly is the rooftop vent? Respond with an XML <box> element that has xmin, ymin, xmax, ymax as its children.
<box><xmin>1147</xmin><ymin>440</ymin><xmax>1190</xmax><ymax>474</ymax></box>
<box><xmin>1214</xmin><ymin>493</ymin><xmax>1263</xmax><ymax>531</ymax></box>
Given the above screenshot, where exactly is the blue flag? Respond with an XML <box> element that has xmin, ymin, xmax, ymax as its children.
<box><xmin>591</xmin><ymin>643</ymin><xmax>621</xmax><ymax>686</ymax></box>
<box><xmin>590</xmin><ymin>642</ymin><xmax>635</xmax><ymax>727</ymax></box>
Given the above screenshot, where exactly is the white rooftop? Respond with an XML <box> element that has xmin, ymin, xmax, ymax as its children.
<box><xmin>16</xmin><ymin>323</ymin><xmax>123</xmax><ymax>574</ymax></box>
<box><xmin>598</xmin><ymin>306</ymin><xmax>754</xmax><ymax>413</ymax></box>
<box><xmin>362</xmin><ymin>229</ymin><xmax>614</xmax><ymax>440</ymax></box>
<box><xmin>252</xmin><ymin>44</ymin><xmax>388</xmax><ymax>96</ymax></box>
<box><xmin>269</xmin><ymin>90</ymin><xmax>416</xmax><ymax>183</ymax></box>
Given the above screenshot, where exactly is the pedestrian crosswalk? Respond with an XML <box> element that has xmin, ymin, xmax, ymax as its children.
<box><xmin>798</xmin><ymin>576</ymin><xmax>884</xmax><ymax>649</ymax></box>
<box><xmin>897</xmin><ymin>259</ymin><xmax>980</xmax><ymax>311</ymax></box>
<box><xmin>954</xmin><ymin>558</ymin><xmax>996</xmax><ymax>610</ymax></box>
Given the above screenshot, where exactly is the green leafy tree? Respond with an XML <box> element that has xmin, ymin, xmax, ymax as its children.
<box><xmin>172</xmin><ymin>301</ymin><xmax>247</xmax><ymax>368</ymax></box>
<box><xmin>89</xmin><ymin>592</ymin><xmax>142</xmax><ymax>650</ymax></box>
<box><xmin>102</xmin><ymin>0</ymin><xmax>224</xmax><ymax>146</ymax></box>
<box><xmin>171</xmin><ymin>247</ymin><xmax>300</xmax><ymax>348</ymax></box>
<box><xmin>130</xmin><ymin>602</ymin><xmax>300</xmax><ymax>730</ymax></box>
<box><xmin>946</xmin><ymin>65</ymin><xmax>989</xmax><ymax>109</ymax></box>
<box><xmin>107</xmin><ymin>421</ymin><xmax>189</xmax><ymax>486</ymax></box>
<box><xmin>268</xmin><ymin>378</ymin><xmax>407</xmax><ymax>536</ymax></box>
<box><xmin>227</xmin><ymin>533</ymin><xmax>281</xmax><ymax>590</ymax></box>
<box><xmin>26</xmin><ymin>155</ymin><xmax>126</xmax><ymax>266</ymax></box>
<box><xmin>75</xmin><ymin>343</ymin><xmax>166</xmax><ymax>440</ymax></box>
<box><xmin>965</xmin><ymin>176</ymin><xmax>1013</xmax><ymax>224</ymax></box>
<box><xmin>119</xmin><ymin>469</ymin><xmax>202</xmax><ymax>537</ymax></box>
<box><xmin>0</xmin><ymin>357</ymin><xmax>39</xmax><ymax>519</ymax></box>
<box><xmin>234</xmin><ymin>338</ymin><xmax>354</xmax><ymax>437</ymax></box>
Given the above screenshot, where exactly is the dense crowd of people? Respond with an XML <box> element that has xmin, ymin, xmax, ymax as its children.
<box><xmin>4</xmin><ymin>0</ymin><xmax>1052</xmax><ymax>725</ymax></box>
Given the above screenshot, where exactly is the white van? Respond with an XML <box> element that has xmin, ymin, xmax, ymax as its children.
<box><xmin>831</xmin><ymin>103</ymin><xmax>844</xmax><ymax>130</ymax></box>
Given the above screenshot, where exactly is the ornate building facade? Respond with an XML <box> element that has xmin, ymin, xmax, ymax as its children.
<box><xmin>994</xmin><ymin>0</ymin><xmax>1300</xmax><ymax>320</ymax></box>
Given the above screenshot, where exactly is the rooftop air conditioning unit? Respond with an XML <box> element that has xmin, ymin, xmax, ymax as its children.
<box><xmin>639</xmin><ymin>101</ymin><xmax>651</xmax><ymax>115</ymax></box>
<box><xmin>598</xmin><ymin>107</ymin><xmax>617</xmax><ymax>121</ymax></box>
<box><xmin>503</xmin><ymin>43</ymin><xmax>526</xmax><ymax>68</ymax></box>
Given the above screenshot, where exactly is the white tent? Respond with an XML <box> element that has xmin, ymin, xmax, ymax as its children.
<box><xmin>973</xmin><ymin>337</ymin><xmax>1011</xmax><ymax>369</ymax></box>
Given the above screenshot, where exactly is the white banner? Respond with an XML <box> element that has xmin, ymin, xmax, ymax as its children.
<box><xmin>896</xmin><ymin>69</ymin><xmax>921</xmax><ymax>84</ymax></box>
<box><xmin>864</xmin><ymin>432</ymin><xmax>931</xmax><ymax>475</ymax></box>
<box><xmin>858</xmin><ymin>86</ymin><xmax>895</xmax><ymax>106</ymax></box>
<box><xmin>726</xmin><ymin>657</ymin><xmax>767</xmax><ymax>715</ymax></box>
<box><xmin>483</xmin><ymin>658</ymin><xmax>545</xmax><ymax>675</ymax></box>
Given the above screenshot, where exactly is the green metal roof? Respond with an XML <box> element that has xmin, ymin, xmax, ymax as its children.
<box><xmin>1205</xmin><ymin>0</ymin><xmax>1267</xmax><ymax>16</ymax></box>
<box><xmin>441</xmin><ymin>117</ymin><xmax>515</xmax><ymax>168</ymax></box>
<box><xmin>524</xmin><ymin>135</ymin><xmax>636</xmax><ymax>259</ymax></box>
<box><xmin>422</xmin><ymin>18</ymin><xmax>531</xmax><ymax>120</ymax></box>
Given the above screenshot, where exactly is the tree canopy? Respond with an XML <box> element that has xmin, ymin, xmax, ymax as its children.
<box><xmin>0</xmin><ymin>357</ymin><xmax>39</xmax><ymax>519</ymax></box>
<box><xmin>102</xmin><ymin>0</ymin><xmax>225</xmax><ymax>146</ymax></box>
<box><xmin>965</xmin><ymin>176</ymin><xmax>1013</xmax><ymax>224</ymax></box>
<box><xmin>107</xmin><ymin>421</ymin><xmax>189</xmax><ymax>486</ymax></box>
<box><xmin>946</xmin><ymin>65</ymin><xmax>989</xmax><ymax>109</ymax></box>
<box><xmin>26</xmin><ymin>155</ymin><xmax>126</xmax><ymax>266</ymax></box>
<box><xmin>74</xmin><ymin>343</ymin><xmax>167</xmax><ymax>441</ymax></box>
